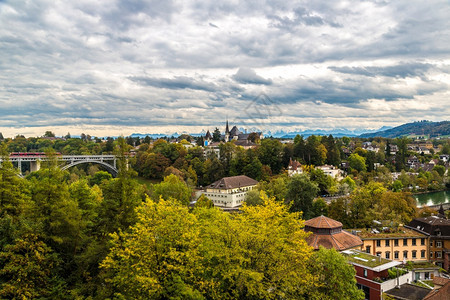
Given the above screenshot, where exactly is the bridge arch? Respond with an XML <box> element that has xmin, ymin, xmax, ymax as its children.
<box><xmin>61</xmin><ymin>160</ymin><xmax>118</xmax><ymax>177</ymax></box>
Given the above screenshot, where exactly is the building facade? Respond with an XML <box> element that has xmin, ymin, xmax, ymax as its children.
<box><xmin>198</xmin><ymin>175</ymin><xmax>258</xmax><ymax>208</ymax></box>
<box><xmin>406</xmin><ymin>214</ymin><xmax>450</xmax><ymax>271</ymax></box>
<box><xmin>342</xmin><ymin>249</ymin><xmax>410</xmax><ymax>300</ymax></box>
<box><xmin>353</xmin><ymin>227</ymin><xmax>429</xmax><ymax>263</ymax></box>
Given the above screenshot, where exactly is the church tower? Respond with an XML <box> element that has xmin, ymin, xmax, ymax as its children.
<box><xmin>225</xmin><ymin>120</ymin><xmax>230</xmax><ymax>142</ymax></box>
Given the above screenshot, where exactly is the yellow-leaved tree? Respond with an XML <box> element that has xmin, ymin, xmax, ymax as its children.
<box><xmin>101</xmin><ymin>193</ymin><xmax>362</xmax><ymax>299</ymax></box>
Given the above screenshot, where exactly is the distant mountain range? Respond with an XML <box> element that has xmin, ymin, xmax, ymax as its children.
<box><xmin>130</xmin><ymin>127</ymin><xmax>390</xmax><ymax>139</ymax></box>
<box><xmin>128</xmin><ymin>121</ymin><xmax>450</xmax><ymax>140</ymax></box>
<box><xmin>359</xmin><ymin>121</ymin><xmax>450</xmax><ymax>138</ymax></box>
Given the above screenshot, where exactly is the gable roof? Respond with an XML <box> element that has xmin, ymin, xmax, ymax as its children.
<box><xmin>230</xmin><ymin>126</ymin><xmax>241</xmax><ymax>136</ymax></box>
<box><xmin>208</xmin><ymin>175</ymin><xmax>258</xmax><ymax>190</ymax></box>
<box><xmin>407</xmin><ymin>216</ymin><xmax>450</xmax><ymax>237</ymax></box>
<box><xmin>288</xmin><ymin>158</ymin><xmax>302</xmax><ymax>170</ymax></box>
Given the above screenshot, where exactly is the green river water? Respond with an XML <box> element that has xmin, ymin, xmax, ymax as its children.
<box><xmin>414</xmin><ymin>190</ymin><xmax>450</xmax><ymax>207</ymax></box>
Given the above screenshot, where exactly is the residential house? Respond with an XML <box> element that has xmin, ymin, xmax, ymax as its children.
<box><xmin>315</xmin><ymin>165</ymin><xmax>343</xmax><ymax>180</ymax></box>
<box><xmin>287</xmin><ymin>158</ymin><xmax>302</xmax><ymax>176</ymax></box>
<box><xmin>406</xmin><ymin>214</ymin><xmax>450</xmax><ymax>271</ymax></box>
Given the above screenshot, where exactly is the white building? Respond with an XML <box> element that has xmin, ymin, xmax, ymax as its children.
<box><xmin>197</xmin><ymin>175</ymin><xmax>258</xmax><ymax>208</ymax></box>
<box><xmin>287</xmin><ymin>158</ymin><xmax>303</xmax><ymax>176</ymax></box>
<box><xmin>315</xmin><ymin>165</ymin><xmax>343</xmax><ymax>180</ymax></box>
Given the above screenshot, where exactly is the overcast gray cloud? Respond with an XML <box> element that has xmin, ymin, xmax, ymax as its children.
<box><xmin>0</xmin><ymin>0</ymin><xmax>449</xmax><ymax>137</ymax></box>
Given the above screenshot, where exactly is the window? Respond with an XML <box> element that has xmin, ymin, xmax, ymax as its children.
<box><xmin>421</xmin><ymin>250</ymin><xmax>426</xmax><ymax>258</ymax></box>
<box><xmin>412</xmin><ymin>238</ymin><xmax>416</xmax><ymax>246</ymax></box>
<box><xmin>403</xmin><ymin>251</ymin><xmax>408</xmax><ymax>259</ymax></box>
<box><xmin>412</xmin><ymin>251</ymin><xmax>417</xmax><ymax>259</ymax></box>
<box><xmin>436</xmin><ymin>241</ymin><xmax>442</xmax><ymax>248</ymax></box>
<box><xmin>363</xmin><ymin>269</ymin><xmax>368</xmax><ymax>277</ymax></box>
<box><xmin>430</xmin><ymin>252</ymin><xmax>433</xmax><ymax>259</ymax></box>
<box><xmin>366</xmin><ymin>246</ymin><xmax>371</xmax><ymax>254</ymax></box>
<box><xmin>403</xmin><ymin>239</ymin><xmax>408</xmax><ymax>246</ymax></box>
<box><xmin>394</xmin><ymin>251</ymin><xmax>399</xmax><ymax>259</ymax></box>
<box><xmin>436</xmin><ymin>251</ymin><xmax>442</xmax><ymax>258</ymax></box>
<box><xmin>376</xmin><ymin>252</ymin><xmax>381</xmax><ymax>257</ymax></box>
<box><xmin>376</xmin><ymin>240</ymin><xmax>381</xmax><ymax>247</ymax></box>
<box><xmin>425</xmin><ymin>272</ymin><xmax>430</xmax><ymax>280</ymax></box>
<box><xmin>421</xmin><ymin>238</ymin><xmax>425</xmax><ymax>245</ymax></box>
<box><xmin>394</xmin><ymin>239</ymin><xmax>399</xmax><ymax>247</ymax></box>
<box><xmin>385</xmin><ymin>240</ymin><xmax>390</xmax><ymax>247</ymax></box>
<box><xmin>430</xmin><ymin>240</ymin><xmax>433</xmax><ymax>247</ymax></box>
<box><xmin>386</xmin><ymin>252</ymin><xmax>390</xmax><ymax>259</ymax></box>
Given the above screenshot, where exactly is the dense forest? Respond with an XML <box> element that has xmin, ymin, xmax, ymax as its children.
<box><xmin>0</xmin><ymin>139</ymin><xmax>365</xmax><ymax>299</ymax></box>
<box><xmin>0</xmin><ymin>132</ymin><xmax>449</xmax><ymax>298</ymax></box>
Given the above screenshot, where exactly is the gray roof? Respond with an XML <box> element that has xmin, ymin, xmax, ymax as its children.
<box><xmin>208</xmin><ymin>175</ymin><xmax>258</xmax><ymax>190</ymax></box>
<box><xmin>385</xmin><ymin>283</ymin><xmax>431</xmax><ymax>300</ymax></box>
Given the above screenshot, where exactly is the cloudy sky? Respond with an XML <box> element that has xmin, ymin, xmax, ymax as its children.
<box><xmin>1</xmin><ymin>0</ymin><xmax>449</xmax><ymax>137</ymax></box>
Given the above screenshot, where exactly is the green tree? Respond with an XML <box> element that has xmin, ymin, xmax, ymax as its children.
<box><xmin>433</xmin><ymin>165</ymin><xmax>446</xmax><ymax>177</ymax></box>
<box><xmin>258</xmin><ymin>139</ymin><xmax>283</xmax><ymax>174</ymax></box>
<box><xmin>89</xmin><ymin>170</ymin><xmax>113</xmax><ymax>186</ymax></box>
<box><xmin>311</xmin><ymin>197</ymin><xmax>329</xmax><ymax>217</ymax></box>
<box><xmin>309</xmin><ymin>247</ymin><xmax>364</xmax><ymax>300</ymax></box>
<box><xmin>195</xmin><ymin>195</ymin><xmax>318</xmax><ymax>299</ymax></box>
<box><xmin>43</xmin><ymin>131</ymin><xmax>56</xmax><ymax>138</ymax></box>
<box><xmin>285</xmin><ymin>174</ymin><xmax>319</xmax><ymax>219</ymax></box>
<box><xmin>151</xmin><ymin>174</ymin><xmax>192</xmax><ymax>206</ymax></box>
<box><xmin>194</xmin><ymin>194</ymin><xmax>214</xmax><ymax>208</ymax></box>
<box><xmin>244</xmin><ymin>189</ymin><xmax>265</xmax><ymax>206</ymax></box>
<box><xmin>101</xmin><ymin>198</ymin><xmax>203</xmax><ymax>299</ymax></box>
<box><xmin>392</xmin><ymin>179</ymin><xmax>403</xmax><ymax>192</ymax></box>
<box><xmin>348</xmin><ymin>153</ymin><xmax>367</xmax><ymax>172</ymax></box>
<box><xmin>0</xmin><ymin>234</ymin><xmax>63</xmax><ymax>299</ymax></box>
<box><xmin>260</xmin><ymin>175</ymin><xmax>288</xmax><ymax>202</ymax></box>
<box><xmin>212</xmin><ymin>127</ymin><xmax>221</xmax><ymax>142</ymax></box>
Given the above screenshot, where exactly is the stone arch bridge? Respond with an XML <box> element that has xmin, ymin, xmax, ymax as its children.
<box><xmin>1</xmin><ymin>154</ymin><xmax>119</xmax><ymax>177</ymax></box>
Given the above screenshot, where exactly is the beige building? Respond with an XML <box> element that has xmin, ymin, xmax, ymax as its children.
<box><xmin>353</xmin><ymin>227</ymin><xmax>429</xmax><ymax>263</ymax></box>
<box><xmin>198</xmin><ymin>175</ymin><xmax>258</xmax><ymax>208</ymax></box>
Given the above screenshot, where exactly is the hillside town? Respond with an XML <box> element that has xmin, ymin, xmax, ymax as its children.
<box><xmin>1</xmin><ymin>122</ymin><xmax>449</xmax><ymax>299</ymax></box>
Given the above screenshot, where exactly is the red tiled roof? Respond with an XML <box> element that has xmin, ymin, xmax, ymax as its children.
<box><xmin>306</xmin><ymin>230</ymin><xmax>363</xmax><ymax>251</ymax></box>
<box><xmin>432</xmin><ymin>277</ymin><xmax>450</xmax><ymax>287</ymax></box>
<box><xmin>305</xmin><ymin>215</ymin><xmax>343</xmax><ymax>229</ymax></box>
<box><xmin>288</xmin><ymin>159</ymin><xmax>302</xmax><ymax>170</ymax></box>
<box><xmin>423</xmin><ymin>281</ymin><xmax>450</xmax><ymax>300</ymax></box>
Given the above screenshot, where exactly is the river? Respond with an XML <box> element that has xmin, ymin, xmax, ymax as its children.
<box><xmin>414</xmin><ymin>190</ymin><xmax>450</xmax><ymax>207</ymax></box>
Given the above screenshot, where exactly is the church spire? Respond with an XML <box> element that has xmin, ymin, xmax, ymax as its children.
<box><xmin>225</xmin><ymin>119</ymin><xmax>230</xmax><ymax>134</ymax></box>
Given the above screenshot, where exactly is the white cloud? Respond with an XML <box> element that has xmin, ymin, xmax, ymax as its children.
<box><xmin>0</xmin><ymin>0</ymin><xmax>449</xmax><ymax>137</ymax></box>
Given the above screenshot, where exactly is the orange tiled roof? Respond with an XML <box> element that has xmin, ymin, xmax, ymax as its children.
<box><xmin>306</xmin><ymin>230</ymin><xmax>363</xmax><ymax>251</ymax></box>
<box><xmin>305</xmin><ymin>215</ymin><xmax>342</xmax><ymax>229</ymax></box>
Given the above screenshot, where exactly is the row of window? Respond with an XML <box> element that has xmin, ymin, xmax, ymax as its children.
<box><xmin>375</xmin><ymin>238</ymin><xmax>426</xmax><ymax>247</ymax></box>
<box><xmin>430</xmin><ymin>251</ymin><xmax>443</xmax><ymax>259</ymax></box>
<box><xmin>430</xmin><ymin>241</ymin><xmax>443</xmax><ymax>248</ymax></box>
<box><xmin>374</xmin><ymin>250</ymin><xmax>426</xmax><ymax>260</ymax></box>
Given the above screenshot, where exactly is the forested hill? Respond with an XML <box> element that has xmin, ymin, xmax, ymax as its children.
<box><xmin>359</xmin><ymin>121</ymin><xmax>450</xmax><ymax>138</ymax></box>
